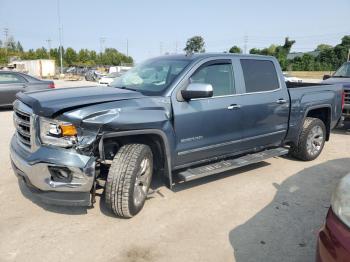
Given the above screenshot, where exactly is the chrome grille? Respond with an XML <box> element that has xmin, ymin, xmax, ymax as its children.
<box><xmin>13</xmin><ymin>101</ymin><xmax>32</xmax><ymax>148</ymax></box>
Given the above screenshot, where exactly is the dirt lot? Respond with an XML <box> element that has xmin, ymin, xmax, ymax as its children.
<box><xmin>0</xmin><ymin>104</ymin><xmax>349</xmax><ymax>261</ymax></box>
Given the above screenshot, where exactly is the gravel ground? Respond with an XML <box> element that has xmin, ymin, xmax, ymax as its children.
<box><xmin>0</xmin><ymin>104</ymin><xmax>349</xmax><ymax>261</ymax></box>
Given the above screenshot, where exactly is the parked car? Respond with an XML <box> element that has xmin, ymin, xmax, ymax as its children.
<box><xmin>0</xmin><ymin>71</ymin><xmax>54</xmax><ymax>107</ymax></box>
<box><xmin>10</xmin><ymin>54</ymin><xmax>343</xmax><ymax>218</ymax></box>
<box><xmin>316</xmin><ymin>174</ymin><xmax>350</xmax><ymax>261</ymax></box>
<box><xmin>322</xmin><ymin>62</ymin><xmax>350</xmax><ymax>121</ymax></box>
<box><xmin>283</xmin><ymin>72</ymin><xmax>303</xmax><ymax>83</ymax></box>
<box><xmin>85</xmin><ymin>69</ymin><xmax>105</xmax><ymax>81</ymax></box>
<box><xmin>98</xmin><ymin>72</ymin><xmax>123</xmax><ymax>86</ymax></box>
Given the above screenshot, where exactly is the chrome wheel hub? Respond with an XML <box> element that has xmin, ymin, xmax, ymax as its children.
<box><xmin>306</xmin><ymin>125</ymin><xmax>324</xmax><ymax>156</ymax></box>
<box><xmin>133</xmin><ymin>157</ymin><xmax>152</xmax><ymax>206</ymax></box>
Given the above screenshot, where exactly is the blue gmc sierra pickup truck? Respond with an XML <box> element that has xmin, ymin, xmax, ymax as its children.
<box><xmin>10</xmin><ymin>53</ymin><xmax>344</xmax><ymax>217</ymax></box>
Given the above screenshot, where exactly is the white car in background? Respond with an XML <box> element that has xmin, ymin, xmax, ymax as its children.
<box><xmin>283</xmin><ymin>72</ymin><xmax>303</xmax><ymax>83</ymax></box>
<box><xmin>98</xmin><ymin>72</ymin><xmax>123</xmax><ymax>86</ymax></box>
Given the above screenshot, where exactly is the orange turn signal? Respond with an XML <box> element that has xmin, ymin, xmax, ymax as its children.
<box><xmin>60</xmin><ymin>124</ymin><xmax>77</xmax><ymax>136</ymax></box>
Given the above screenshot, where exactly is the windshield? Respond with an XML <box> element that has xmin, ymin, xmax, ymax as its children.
<box><xmin>110</xmin><ymin>58</ymin><xmax>191</xmax><ymax>95</ymax></box>
<box><xmin>333</xmin><ymin>62</ymin><xmax>350</xmax><ymax>77</ymax></box>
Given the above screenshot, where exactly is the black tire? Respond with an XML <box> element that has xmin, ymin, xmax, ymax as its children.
<box><xmin>290</xmin><ymin>117</ymin><xmax>326</xmax><ymax>161</ymax></box>
<box><xmin>105</xmin><ymin>144</ymin><xmax>153</xmax><ymax>218</ymax></box>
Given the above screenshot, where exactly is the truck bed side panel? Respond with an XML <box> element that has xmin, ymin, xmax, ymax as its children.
<box><xmin>286</xmin><ymin>84</ymin><xmax>343</xmax><ymax>144</ymax></box>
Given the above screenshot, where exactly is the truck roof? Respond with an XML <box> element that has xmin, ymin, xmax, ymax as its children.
<box><xmin>151</xmin><ymin>53</ymin><xmax>274</xmax><ymax>61</ymax></box>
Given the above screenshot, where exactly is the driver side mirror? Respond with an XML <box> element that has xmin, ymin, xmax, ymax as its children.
<box><xmin>323</xmin><ymin>74</ymin><xmax>331</xmax><ymax>80</ymax></box>
<box><xmin>181</xmin><ymin>83</ymin><xmax>213</xmax><ymax>100</ymax></box>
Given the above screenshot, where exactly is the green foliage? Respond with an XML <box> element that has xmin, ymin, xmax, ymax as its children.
<box><xmin>65</xmin><ymin>47</ymin><xmax>77</xmax><ymax>66</ymax></box>
<box><xmin>249</xmin><ymin>38</ymin><xmax>295</xmax><ymax>70</ymax></box>
<box><xmin>184</xmin><ymin>36</ymin><xmax>205</xmax><ymax>54</ymax></box>
<box><xmin>249</xmin><ymin>35</ymin><xmax>350</xmax><ymax>71</ymax></box>
<box><xmin>0</xmin><ymin>40</ymin><xmax>133</xmax><ymax>67</ymax></box>
<box><xmin>229</xmin><ymin>46</ymin><xmax>242</xmax><ymax>54</ymax></box>
<box><xmin>289</xmin><ymin>35</ymin><xmax>350</xmax><ymax>71</ymax></box>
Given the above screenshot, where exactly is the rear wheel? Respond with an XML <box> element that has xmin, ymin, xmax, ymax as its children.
<box><xmin>290</xmin><ymin>117</ymin><xmax>326</xmax><ymax>161</ymax></box>
<box><xmin>105</xmin><ymin>144</ymin><xmax>153</xmax><ymax>218</ymax></box>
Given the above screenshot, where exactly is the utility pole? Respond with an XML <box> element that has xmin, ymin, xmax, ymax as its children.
<box><xmin>126</xmin><ymin>39</ymin><xmax>129</xmax><ymax>56</ymax></box>
<box><xmin>348</xmin><ymin>48</ymin><xmax>350</xmax><ymax>62</ymax></box>
<box><xmin>46</xmin><ymin>38</ymin><xmax>52</xmax><ymax>59</ymax></box>
<box><xmin>57</xmin><ymin>0</ymin><xmax>63</xmax><ymax>75</ymax></box>
<box><xmin>99</xmin><ymin>37</ymin><xmax>106</xmax><ymax>53</ymax></box>
<box><xmin>3</xmin><ymin>27</ymin><xmax>9</xmax><ymax>55</ymax></box>
<box><xmin>175</xmin><ymin>41</ymin><xmax>178</xmax><ymax>54</ymax></box>
<box><xmin>244</xmin><ymin>35</ymin><xmax>248</xmax><ymax>54</ymax></box>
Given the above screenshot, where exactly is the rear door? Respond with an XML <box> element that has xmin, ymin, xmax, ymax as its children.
<box><xmin>0</xmin><ymin>73</ymin><xmax>27</xmax><ymax>106</ymax></box>
<box><xmin>237</xmin><ymin>58</ymin><xmax>290</xmax><ymax>150</ymax></box>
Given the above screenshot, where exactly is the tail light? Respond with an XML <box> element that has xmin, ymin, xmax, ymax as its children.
<box><xmin>342</xmin><ymin>90</ymin><xmax>345</xmax><ymax>110</ymax></box>
<box><xmin>48</xmin><ymin>82</ymin><xmax>55</xmax><ymax>89</ymax></box>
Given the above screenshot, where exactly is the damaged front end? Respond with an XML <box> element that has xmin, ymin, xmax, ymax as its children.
<box><xmin>10</xmin><ymin>96</ymin><xmax>173</xmax><ymax>207</ymax></box>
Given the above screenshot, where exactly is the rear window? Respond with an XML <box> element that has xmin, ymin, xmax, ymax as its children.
<box><xmin>240</xmin><ymin>59</ymin><xmax>279</xmax><ymax>93</ymax></box>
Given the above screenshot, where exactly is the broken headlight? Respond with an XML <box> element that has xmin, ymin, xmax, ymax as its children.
<box><xmin>39</xmin><ymin>117</ymin><xmax>78</xmax><ymax>147</ymax></box>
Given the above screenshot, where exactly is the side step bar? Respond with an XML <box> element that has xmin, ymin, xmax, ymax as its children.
<box><xmin>176</xmin><ymin>147</ymin><xmax>289</xmax><ymax>182</ymax></box>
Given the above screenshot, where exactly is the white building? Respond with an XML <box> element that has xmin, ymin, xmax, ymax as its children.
<box><xmin>10</xmin><ymin>59</ymin><xmax>56</xmax><ymax>78</ymax></box>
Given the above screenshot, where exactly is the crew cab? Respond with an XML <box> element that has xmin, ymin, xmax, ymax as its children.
<box><xmin>10</xmin><ymin>54</ymin><xmax>344</xmax><ymax>218</ymax></box>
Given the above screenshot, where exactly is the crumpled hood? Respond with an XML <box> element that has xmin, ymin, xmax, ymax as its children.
<box><xmin>17</xmin><ymin>86</ymin><xmax>144</xmax><ymax>117</ymax></box>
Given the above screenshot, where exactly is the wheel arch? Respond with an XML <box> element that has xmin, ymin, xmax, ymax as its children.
<box><xmin>305</xmin><ymin>105</ymin><xmax>331</xmax><ymax>141</ymax></box>
<box><xmin>98</xmin><ymin>129</ymin><xmax>173</xmax><ymax>188</ymax></box>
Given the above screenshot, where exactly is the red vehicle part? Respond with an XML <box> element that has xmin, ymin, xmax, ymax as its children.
<box><xmin>317</xmin><ymin>208</ymin><xmax>350</xmax><ymax>262</ymax></box>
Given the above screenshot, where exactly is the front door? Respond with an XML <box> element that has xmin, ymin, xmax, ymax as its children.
<box><xmin>172</xmin><ymin>59</ymin><xmax>244</xmax><ymax>167</ymax></box>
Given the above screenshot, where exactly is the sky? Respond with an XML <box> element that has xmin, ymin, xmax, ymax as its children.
<box><xmin>0</xmin><ymin>0</ymin><xmax>349</xmax><ymax>62</ymax></box>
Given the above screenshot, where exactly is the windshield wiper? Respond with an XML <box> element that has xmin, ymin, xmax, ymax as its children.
<box><xmin>333</xmin><ymin>75</ymin><xmax>349</xmax><ymax>78</ymax></box>
<box><xmin>114</xmin><ymin>86</ymin><xmax>138</xmax><ymax>92</ymax></box>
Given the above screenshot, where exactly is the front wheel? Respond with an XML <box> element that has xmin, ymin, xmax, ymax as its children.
<box><xmin>105</xmin><ymin>144</ymin><xmax>153</xmax><ymax>218</ymax></box>
<box><xmin>290</xmin><ymin>117</ymin><xmax>326</xmax><ymax>161</ymax></box>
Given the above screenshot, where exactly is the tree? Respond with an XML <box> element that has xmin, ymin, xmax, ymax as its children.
<box><xmin>6</xmin><ymin>36</ymin><xmax>16</xmax><ymax>51</ymax></box>
<box><xmin>35</xmin><ymin>47</ymin><xmax>48</xmax><ymax>59</ymax></box>
<box><xmin>316</xmin><ymin>44</ymin><xmax>333</xmax><ymax>52</ymax></box>
<box><xmin>16</xmin><ymin>41</ymin><xmax>23</xmax><ymax>52</ymax></box>
<box><xmin>65</xmin><ymin>47</ymin><xmax>77</xmax><ymax>66</ymax></box>
<box><xmin>249</xmin><ymin>38</ymin><xmax>295</xmax><ymax>70</ymax></box>
<box><xmin>229</xmin><ymin>46</ymin><xmax>242</xmax><ymax>54</ymax></box>
<box><xmin>184</xmin><ymin>36</ymin><xmax>205</xmax><ymax>54</ymax></box>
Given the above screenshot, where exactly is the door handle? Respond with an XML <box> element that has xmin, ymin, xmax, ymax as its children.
<box><xmin>227</xmin><ymin>104</ymin><xmax>241</xmax><ymax>110</ymax></box>
<box><xmin>276</xmin><ymin>99</ymin><xmax>287</xmax><ymax>104</ymax></box>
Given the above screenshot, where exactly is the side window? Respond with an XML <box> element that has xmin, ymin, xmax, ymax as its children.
<box><xmin>190</xmin><ymin>62</ymin><xmax>235</xmax><ymax>96</ymax></box>
<box><xmin>0</xmin><ymin>73</ymin><xmax>25</xmax><ymax>84</ymax></box>
<box><xmin>240</xmin><ymin>59</ymin><xmax>279</xmax><ymax>93</ymax></box>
